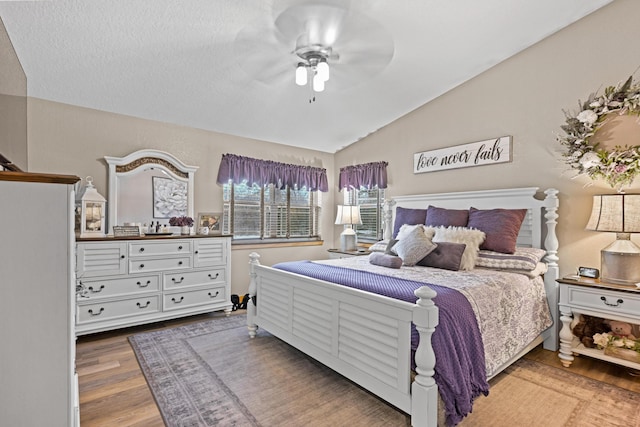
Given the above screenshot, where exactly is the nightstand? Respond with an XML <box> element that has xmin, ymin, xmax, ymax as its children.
<box><xmin>327</xmin><ymin>249</ymin><xmax>371</xmax><ymax>259</ymax></box>
<box><xmin>557</xmin><ymin>276</ymin><xmax>640</xmax><ymax>370</ymax></box>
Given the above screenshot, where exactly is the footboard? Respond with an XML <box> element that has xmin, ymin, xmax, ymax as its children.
<box><xmin>247</xmin><ymin>252</ymin><xmax>438</xmax><ymax>427</ymax></box>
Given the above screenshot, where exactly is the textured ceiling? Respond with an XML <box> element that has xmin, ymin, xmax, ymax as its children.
<box><xmin>0</xmin><ymin>0</ymin><xmax>612</xmax><ymax>153</ymax></box>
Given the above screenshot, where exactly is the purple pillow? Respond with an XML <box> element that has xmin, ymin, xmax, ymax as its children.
<box><xmin>369</xmin><ymin>252</ymin><xmax>403</xmax><ymax>269</ymax></box>
<box><xmin>467</xmin><ymin>207</ymin><xmax>527</xmax><ymax>254</ymax></box>
<box><xmin>393</xmin><ymin>207</ymin><xmax>427</xmax><ymax>238</ymax></box>
<box><xmin>417</xmin><ymin>242</ymin><xmax>466</xmax><ymax>271</ymax></box>
<box><xmin>425</xmin><ymin>205</ymin><xmax>469</xmax><ymax>227</ymax></box>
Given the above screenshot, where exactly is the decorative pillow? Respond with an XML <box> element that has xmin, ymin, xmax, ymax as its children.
<box><xmin>418</xmin><ymin>242</ymin><xmax>466</xmax><ymax>271</ymax></box>
<box><xmin>385</xmin><ymin>239</ymin><xmax>398</xmax><ymax>254</ymax></box>
<box><xmin>430</xmin><ymin>226</ymin><xmax>485</xmax><ymax>271</ymax></box>
<box><xmin>475</xmin><ymin>247</ymin><xmax>547</xmax><ymax>271</ymax></box>
<box><xmin>467</xmin><ymin>207</ymin><xmax>527</xmax><ymax>254</ymax></box>
<box><xmin>369</xmin><ymin>252</ymin><xmax>403</xmax><ymax>269</ymax></box>
<box><xmin>393</xmin><ymin>226</ymin><xmax>438</xmax><ymax>266</ymax></box>
<box><xmin>425</xmin><ymin>205</ymin><xmax>469</xmax><ymax>227</ymax></box>
<box><xmin>369</xmin><ymin>240</ymin><xmax>389</xmax><ymax>253</ymax></box>
<box><xmin>393</xmin><ymin>207</ymin><xmax>428</xmax><ymax>238</ymax></box>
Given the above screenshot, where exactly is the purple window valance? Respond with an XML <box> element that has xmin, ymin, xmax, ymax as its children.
<box><xmin>216</xmin><ymin>153</ymin><xmax>329</xmax><ymax>192</ymax></box>
<box><xmin>338</xmin><ymin>161</ymin><xmax>388</xmax><ymax>190</ymax></box>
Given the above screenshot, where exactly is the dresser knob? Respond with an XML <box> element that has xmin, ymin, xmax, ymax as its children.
<box><xmin>178</xmin><ymin>261</ymin><xmax>183</xmax><ymax>266</ymax></box>
<box><xmin>178</xmin><ymin>245</ymin><xmax>183</xmax><ymax>250</ymax></box>
<box><xmin>139</xmin><ymin>247</ymin><xmax>145</xmax><ymax>252</ymax></box>
<box><xmin>139</xmin><ymin>264</ymin><xmax>145</xmax><ymax>269</ymax></box>
<box><xmin>195</xmin><ymin>250</ymin><xmax>199</xmax><ymax>254</ymax></box>
<box><xmin>137</xmin><ymin>301</ymin><xmax>151</xmax><ymax>309</ymax></box>
<box><xmin>600</xmin><ymin>296</ymin><xmax>624</xmax><ymax>307</ymax></box>
<box><xmin>121</xmin><ymin>255</ymin><xmax>125</xmax><ymax>259</ymax></box>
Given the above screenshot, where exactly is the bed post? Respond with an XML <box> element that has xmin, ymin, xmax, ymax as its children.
<box><xmin>383</xmin><ymin>198</ymin><xmax>396</xmax><ymax>240</ymax></box>
<box><xmin>542</xmin><ymin>188</ymin><xmax>560</xmax><ymax>351</ymax></box>
<box><xmin>411</xmin><ymin>286</ymin><xmax>439</xmax><ymax>427</ymax></box>
<box><xmin>247</xmin><ymin>252</ymin><xmax>260</xmax><ymax>338</ymax></box>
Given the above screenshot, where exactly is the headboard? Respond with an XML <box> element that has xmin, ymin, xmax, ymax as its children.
<box><xmin>383</xmin><ymin>187</ymin><xmax>560</xmax><ymax>350</ymax></box>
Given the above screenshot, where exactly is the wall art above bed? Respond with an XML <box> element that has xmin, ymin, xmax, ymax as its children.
<box><xmin>413</xmin><ymin>135</ymin><xmax>512</xmax><ymax>174</ymax></box>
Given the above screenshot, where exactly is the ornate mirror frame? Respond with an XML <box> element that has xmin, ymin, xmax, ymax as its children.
<box><xmin>104</xmin><ymin>149</ymin><xmax>198</xmax><ymax>233</ymax></box>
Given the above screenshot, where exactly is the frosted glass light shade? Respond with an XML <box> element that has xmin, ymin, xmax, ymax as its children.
<box><xmin>295</xmin><ymin>64</ymin><xmax>307</xmax><ymax>86</ymax></box>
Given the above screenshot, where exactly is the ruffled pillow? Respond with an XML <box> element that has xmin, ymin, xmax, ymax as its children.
<box><xmin>429</xmin><ymin>226</ymin><xmax>485</xmax><ymax>271</ymax></box>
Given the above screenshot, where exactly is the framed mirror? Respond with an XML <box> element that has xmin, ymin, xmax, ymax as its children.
<box><xmin>105</xmin><ymin>149</ymin><xmax>198</xmax><ymax>233</ymax></box>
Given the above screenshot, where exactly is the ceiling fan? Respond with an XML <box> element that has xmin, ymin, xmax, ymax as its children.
<box><xmin>234</xmin><ymin>1</ymin><xmax>394</xmax><ymax>101</ymax></box>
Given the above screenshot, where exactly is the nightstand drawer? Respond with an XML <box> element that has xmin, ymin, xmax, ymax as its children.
<box><xmin>567</xmin><ymin>285</ymin><xmax>640</xmax><ymax>316</ymax></box>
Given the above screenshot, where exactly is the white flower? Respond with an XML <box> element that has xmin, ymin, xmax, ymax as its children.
<box><xmin>589</xmin><ymin>101</ymin><xmax>602</xmax><ymax>108</ymax></box>
<box><xmin>592</xmin><ymin>333</ymin><xmax>609</xmax><ymax>348</ymax></box>
<box><xmin>577</xmin><ymin>109</ymin><xmax>598</xmax><ymax>125</ymax></box>
<box><xmin>579</xmin><ymin>151</ymin><xmax>601</xmax><ymax>168</ymax></box>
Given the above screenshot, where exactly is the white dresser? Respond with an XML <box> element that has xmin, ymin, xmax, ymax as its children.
<box><xmin>0</xmin><ymin>171</ymin><xmax>80</xmax><ymax>427</ymax></box>
<box><xmin>76</xmin><ymin>235</ymin><xmax>232</xmax><ymax>335</ymax></box>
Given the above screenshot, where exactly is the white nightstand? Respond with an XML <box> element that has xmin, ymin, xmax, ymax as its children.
<box><xmin>558</xmin><ymin>277</ymin><xmax>640</xmax><ymax>370</ymax></box>
<box><xmin>327</xmin><ymin>249</ymin><xmax>371</xmax><ymax>259</ymax></box>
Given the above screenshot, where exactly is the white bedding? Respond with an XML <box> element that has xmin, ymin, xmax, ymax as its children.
<box><xmin>316</xmin><ymin>256</ymin><xmax>553</xmax><ymax>377</ymax></box>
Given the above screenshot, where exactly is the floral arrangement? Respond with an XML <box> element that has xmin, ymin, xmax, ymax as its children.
<box><xmin>558</xmin><ymin>76</ymin><xmax>640</xmax><ymax>190</ymax></box>
<box><xmin>593</xmin><ymin>332</ymin><xmax>640</xmax><ymax>355</ymax></box>
<box><xmin>169</xmin><ymin>216</ymin><xmax>194</xmax><ymax>227</ymax></box>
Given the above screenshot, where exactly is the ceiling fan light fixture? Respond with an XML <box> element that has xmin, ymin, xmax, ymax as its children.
<box><xmin>317</xmin><ymin>58</ymin><xmax>330</xmax><ymax>82</ymax></box>
<box><xmin>312</xmin><ymin>71</ymin><xmax>325</xmax><ymax>92</ymax></box>
<box><xmin>295</xmin><ymin>63</ymin><xmax>308</xmax><ymax>86</ymax></box>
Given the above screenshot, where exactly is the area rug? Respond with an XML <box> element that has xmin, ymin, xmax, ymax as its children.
<box><xmin>129</xmin><ymin>315</ymin><xmax>640</xmax><ymax>427</ymax></box>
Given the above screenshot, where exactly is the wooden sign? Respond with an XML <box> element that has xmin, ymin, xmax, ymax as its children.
<box><xmin>413</xmin><ymin>136</ymin><xmax>512</xmax><ymax>174</ymax></box>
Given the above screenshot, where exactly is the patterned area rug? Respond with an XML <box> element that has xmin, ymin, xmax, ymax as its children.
<box><xmin>129</xmin><ymin>314</ymin><xmax>640</xmax><ymax>427</ymax></box>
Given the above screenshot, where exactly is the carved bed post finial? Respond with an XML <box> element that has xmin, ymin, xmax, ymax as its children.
<box><xmin>412</xmin><ymin>286</ymin><xmax>439</xmax><ymax>427</ymax></box>
<box><xmin>383</xmin><ymin>198</ymin><xmax>396</xmax><ymax>241</ymax></box>
<box><xmin>543</xmin><ymin>188</ymin><xmax>560</xmax><ymax>268</ymax></box>
<box><xmin>247</xmin><ymin>252</ymin><xmax>261</xmax><ymax>338</ymax></box>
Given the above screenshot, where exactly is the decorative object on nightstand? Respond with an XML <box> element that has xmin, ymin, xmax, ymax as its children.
<box><xmin>76</xmin><ymin>176</ymin><xmax>107</xmax><ymax>238</ymax></box>
<box><xmin>586</xmin><ymin>193</ymin><xmax>640</xmax><ymax>285</ymax></box>
<box><xmin>335</xmin><ymin>205</ymin><xmax>362</xmax><ymax>252</ymax></box>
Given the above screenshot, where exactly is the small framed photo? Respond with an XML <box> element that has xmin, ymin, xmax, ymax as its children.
<box><xmin>198</xmin><ymin>212</ymin><xmax>222</xmax><ymax>234</ymax></box>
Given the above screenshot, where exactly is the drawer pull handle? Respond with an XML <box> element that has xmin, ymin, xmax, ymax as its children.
<box><xmin>136</xmin><ymin>280</ymin><xmax>151</xmax><ymax>288</ymax></box>
<box><xmin>139</xmin><ymin>247</ymin><xmax>145</xmax><ymax>252</ymax></box>
<box><xmin>172</xmin><ymin>277</ymin><xmax>185</xmax><ymax>284</ymax></box>
<box><xmin>88</xmin><ymin>285</ymin><xmax>105</xmax><ymax>293</ymax></box>
<box><xmin>178</xmin><ymin>245</ymin><xmax>183</xmax><ymax>250</ymax></box>
<box><xmin>88</xmin><ymin>307</ymin><xmax>104</xmax><ymax>316</ymax></box>
<box><xmin>171</xmin><ymin>296</ymin><xmax>184</xmax><ymax>304</ymax></box>
<box><xmin>137</xmin><ymin>301</ymin><xmax>151</xmax><ymax>309</ymax></box>
<box><xmin>208</xmin><ymin>273</ymin><xmax>219</xmax><ymax>280</ymax></box>
<box><xmin>600</xmin><ymin>296</ymin><xmax>624</xmax><ymax>307</ymax></box>
<box><xmin>208</xmin><ymin>291</ymin><xmax>219</xmax><ymax>298</ymax></box>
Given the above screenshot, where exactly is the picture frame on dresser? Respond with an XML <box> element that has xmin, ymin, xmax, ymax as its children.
<box><xmin>198</xmin><ymin>212</ymin><xmax>222</xmax><ymax>234</ymax></box>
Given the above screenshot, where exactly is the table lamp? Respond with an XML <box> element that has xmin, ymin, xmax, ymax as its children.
<box><xmin>586</xmin><ymin>193</ymin><xmax>640</xmax><ymax>285</ymax></box>
<box><xmin>335</xmin><ymin>205</ymin><xmax>362</xmax><ymax>252</ymax></box>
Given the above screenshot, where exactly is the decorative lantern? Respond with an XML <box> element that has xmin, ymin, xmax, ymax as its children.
<box><xmin>76</xmin><ymin>176</ymin><xmax>107</xmax><ymax>238</ymax></box>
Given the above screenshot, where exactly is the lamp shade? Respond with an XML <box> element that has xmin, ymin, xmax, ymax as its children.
<box><xmin>335</xmin><ymin>205</ymin><xmax>362</xmax><ymax>225</ymax></box>
<box><xmin>586</xmin><ymin>194</ymin><xmax>640</xmax><ymax>233</ymax></box>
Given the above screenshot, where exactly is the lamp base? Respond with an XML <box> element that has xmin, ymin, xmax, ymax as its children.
<box><xmin>601</xmin><ymin>239</ymin><xmax>640</xmax><ymax>285</ymax></box>
<box><xmin>340</xmin><ymin>228</ymin><xmax>357</xmax><ymax>252</ymax></box>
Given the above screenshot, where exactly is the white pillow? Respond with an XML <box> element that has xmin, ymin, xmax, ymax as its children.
<box><xmin>396</xmin><ymin>224</ymin><xmax>435</xmax><ymax>241</ymax></box>
<box><xmin>393</xmin><ymin>226</ymin><xmax>438</xmax><ymax>266</ymax></box>
<box><xmin>429</xmin><ymin>226</ymin><xmax>485</xmax><ymax>271</ymax></box>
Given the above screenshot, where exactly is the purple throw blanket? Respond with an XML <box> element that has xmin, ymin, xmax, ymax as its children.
<box><xmin>273</xmin><ymin>261</ymin><xmax>488</xmax><ymax>426</ymax></box>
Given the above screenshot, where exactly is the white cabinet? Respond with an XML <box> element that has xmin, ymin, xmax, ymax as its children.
<box><xmin>76</xmin><ymin>235</ymin><xmax>232</xmax><ymax>335</ymax></box>
<box><xmin>0</xmin><ymin>171</ymin><xmax>80</xmax><ymax>427</ymax></box>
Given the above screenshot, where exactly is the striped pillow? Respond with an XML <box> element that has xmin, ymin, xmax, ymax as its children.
<box><xmin>475</xmin><ymin>247</ymin><xmax>546</xmax><ymax>271</ymax></box>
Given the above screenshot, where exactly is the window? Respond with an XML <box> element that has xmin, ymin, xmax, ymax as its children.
<box><xmin>343</xmin><ymin>187</ymin><xmax>385</xmax><ymax>243</ymax></box>
<box><xmin>223</xmin><ymin>181</ymin><xmax>321</xmax><ymax>242</ymax></box>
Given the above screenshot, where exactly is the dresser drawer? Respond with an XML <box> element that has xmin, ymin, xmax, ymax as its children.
<box><xmin>77</xmin><ymin>295</ymin><xmax>160</xmax><ymax>324</ymax></box>
<box><xmin>78</xmin><ymin>275</ymin><xmax>160</xmax><ymax>300</ymax></box>
<box><xmin>163</xmin><ymin>286</ymin><xmax>227</xmax><ymax>311</ymax></box>
<box><xmin>129</xmin><ymin>241</ymin><xmax>192</xmax><ymax>257</ymax></box>
<box><xmin>163</xmin><ymin>268</ymin><xmax>226</xmax><ymax>290</ymax></box>
<box><xmin>567</xmin><ymin>285</ymin><xmax>640</xmax><ymax>317</ymax></box>
<box><xmin>129</xmin><ymin>256</ymin><xmax>191</xmax><ymax>273</ymax></box>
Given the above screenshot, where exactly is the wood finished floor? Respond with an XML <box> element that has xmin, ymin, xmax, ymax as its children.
<box><xmin>76</xmin><ymin>313</ymin><xmax>640</xmax><ymax>426</ymax></box>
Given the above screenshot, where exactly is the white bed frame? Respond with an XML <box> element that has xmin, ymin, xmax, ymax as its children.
<box><xmin>247</xmin><ymin>187</ymin><xmax>559</xmax><ymax>427</ymax></box>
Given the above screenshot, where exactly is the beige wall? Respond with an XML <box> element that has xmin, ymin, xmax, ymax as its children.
<box><xmin>0</xmin><ymin>16</ymin><xmax>27</xmax><ymax>169</ymax></box>
<box><xmin>27</xmin><ymin>99</ymin><xmax>335</xmax><ymax>293</ymax></box>
<box><xmin>335</xmin><ymin>0</ymin><xmax>640</xmax><ymax>278</ymax></box>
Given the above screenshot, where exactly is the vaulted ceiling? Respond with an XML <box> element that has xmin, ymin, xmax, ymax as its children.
<box><xmin>0</xmin><ymin>0</ymin><xmax>612</xmax><ymax>153</ymax></box>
